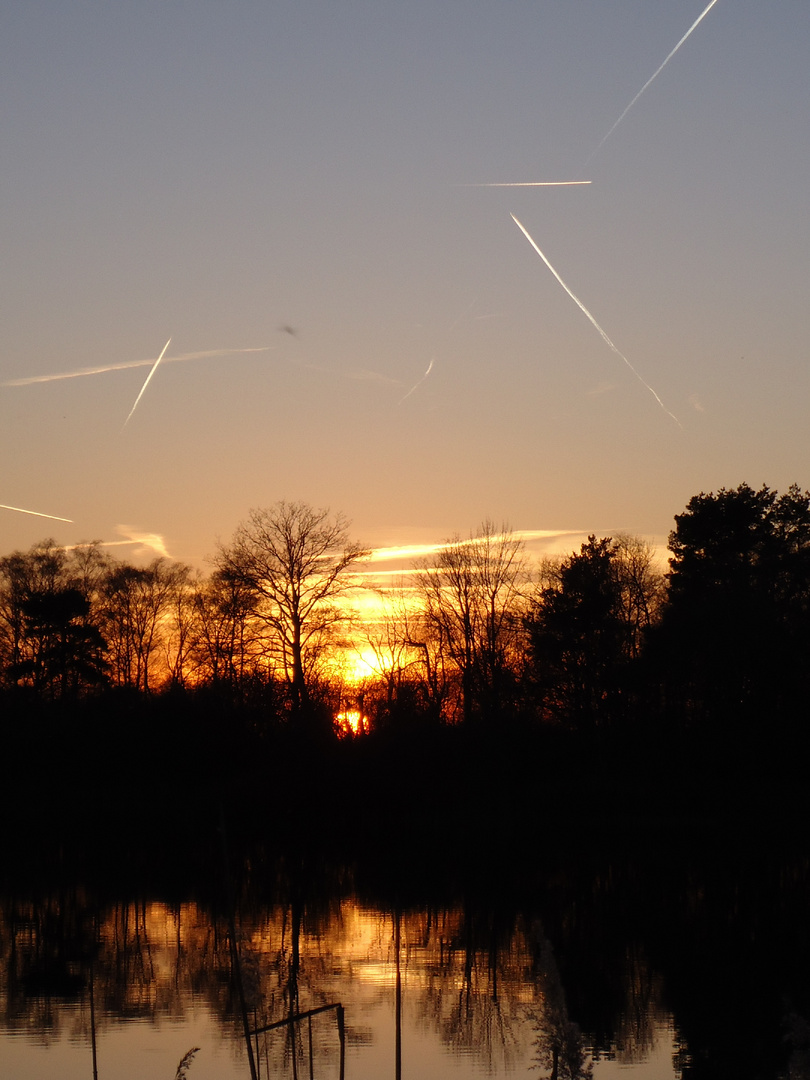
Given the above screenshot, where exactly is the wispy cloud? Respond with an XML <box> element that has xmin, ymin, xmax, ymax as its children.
<box><xmin>3</xmin><ymin>346</ymin><xmax>272</xmax><ymax>387</ymax></box>
<box><xmin>366</xmin><ymin>530</ymin><xmax>585</xmax><ymax>565</ymax></box>
<box><xmin>342</xmin><ymin>368</ymin><xmax>404</xmax><ymax>387</ymax></box>
<box><xmin>110</xmin><ymin>526</ymin><xmax>171</xmax><ymax>559</ymax></box>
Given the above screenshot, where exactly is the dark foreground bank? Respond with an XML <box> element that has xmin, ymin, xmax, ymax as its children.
<box><xmin>2</xmin><ymin>686</ymin><xmax>807</xmax><ymax>887</ymax></box>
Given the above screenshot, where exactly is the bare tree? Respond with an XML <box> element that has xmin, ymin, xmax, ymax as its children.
<box><xmin>99</xmin><ymin>558</ymin><xmax>190</xmax><ymax>692</ymax></box>
<box><xmin>216</xmin><ymin>502</ymin><xmax>369</xmax><ymax>716</ymax></box>
<box><xmin>188</xmin><ymin>568</ymin><xmax>266</xmax><ymax>694</ymax></box>
<box><xmin>611</xmin><ymin>533</ymin><xmax>666</xmax><ymax>658</ymax></box>
<box><xmin>414</xmin><ymin>521</ymin><xmax>528</xmax><ymax>723</ymax></box>
<box><xmin>353</xmin><ymin>581</ymin><xmax>448</xmax><ymax>727</ymax></box>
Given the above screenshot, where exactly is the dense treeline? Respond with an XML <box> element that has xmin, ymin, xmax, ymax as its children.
<box><xmin>2</xmin><ymin>484</ymin><xmax>810</xmax><ymax>846</ymax></box>
<box><xmin>2</xmin><ymin>485</ymin><xmax>810</xmax><ymax>739</ymax></box>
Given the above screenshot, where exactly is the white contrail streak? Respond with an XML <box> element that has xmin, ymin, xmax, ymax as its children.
<box><xmin>398</xmin><ymin>357</ymin><xmax>434</xmax><ymax>405</ymax></box>
<box><xmin>593</xmin><ymin>0</ymin><xmax>720</xmax><ymax>155</ymax></box>
<box><xmin>463</xmin><ymin>181</ymin><xmax>592</xmax><ymax>187</ymax></box>
<box><xmin>510</xmin><ymin>215</ymin><xmax>681</xmax><ymax>427</ymax></box>
<box><xmin>122</xmin><ymin>337</ymin><xmax>171</xmax><ymax>428</ymax></box>
<box><xmin>0</xmin><ymin>503</ymin><xmax>73</xmax><ymax>522</ymax></box>
<box><xmin>3</xmin><ymin>346</ymin><xmax>271</xmax><ymax>387</ymax></box>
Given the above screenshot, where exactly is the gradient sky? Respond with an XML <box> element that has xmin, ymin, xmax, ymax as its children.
<box><xmin>2</xmin><ymin>1</ymin><xmax>809</xmax><ymax>569</ymax></box>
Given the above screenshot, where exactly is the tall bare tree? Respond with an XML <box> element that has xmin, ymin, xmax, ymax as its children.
<box><xmin>217</xmin><ymin>502</ymin><xmax>369</xmax><ymax>715</ymax></box>
<box><xmin>415</xmin><ymin>521</ymin><xmax>528</xmax><ymax>723</ymax></box>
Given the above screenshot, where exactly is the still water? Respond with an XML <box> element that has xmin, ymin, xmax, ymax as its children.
<box><xmin>0</xmin><ymin>894</ymin><xmax>678</xmax><ymax>1080</ymax></box>
<box><xmin>1</xmin><ymin>833</ymin><xmax>808</xmax><ymax>1080</ymax></box>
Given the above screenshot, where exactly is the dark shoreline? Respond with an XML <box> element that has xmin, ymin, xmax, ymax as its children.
<box><xmin>3</xmin><ymin>696</ymin><xmax>807</xmax><ymax>894</ymax></box>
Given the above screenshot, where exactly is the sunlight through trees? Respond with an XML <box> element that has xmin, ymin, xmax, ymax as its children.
<box><xmin>1</xmin><ymin>485</ymin><xmax>809</xmax><ymax>740</ymax></box>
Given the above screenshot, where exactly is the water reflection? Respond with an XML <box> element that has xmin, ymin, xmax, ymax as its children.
<box><xmin>1</xmin><ymin>890</ymin><xmax>597</xmax><ymax>1078</ymax></box>
<box><xmin>531</xmin><ymin>928</ymin><xmax>592</xmax><ymax>1080</ymax></box>
<box><xmin>1</xmin><ymin>839</ymin><xmax>807</xmax><ymax>1080</ymax></box>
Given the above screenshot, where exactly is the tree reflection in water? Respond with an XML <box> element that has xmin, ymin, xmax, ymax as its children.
<box><xmin>530</xmin><ymin>927</ymin><xmax>593</xmax><ymax>1080</ymax></box>
<box><xmin>3</xmin><ymin>848</ymin><xmax>807</xmax><ymax>1080</ymax></box>
<box><xmin>0</xmin><ymin>888</ymin><xmax>590</xmax><ymax>1077</ymax></box>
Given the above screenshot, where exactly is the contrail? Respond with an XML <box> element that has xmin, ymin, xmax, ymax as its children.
<box><xmin>511</xmin><ymin>214</ymin><xmax>681</xmax><ymax>427</ymax></box>
<box><xmin>3</xmin><ymin>346</ymin><xmax>271</xmax><ymax>387</ymax></box>
<box><xmin>461</xmin><ymin>181</ymin><xmax>591</xmax><ymax>188</ymax></box>
<box><xmin>122</xmin><ymin>337</ymin><xmax>171</xmax><ymax>428</ymax></box>
<box><xmin>592</xmin><ymin>0</ymin><xmax>720</xmax><ymax>156</ymax></box>
<box><xmin>0</xmin><ymin>503</ymin><xmax>73</xmax><ymax>522</ymax></box>
<box><xmin>398</xmin><ymin>357</ymin><xmax>434</xmax><ymax>405</ymax></box>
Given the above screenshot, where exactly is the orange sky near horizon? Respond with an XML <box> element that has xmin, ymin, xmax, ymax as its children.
<box><xmin>2</xmin><ymin>3</ymin><xmax>808</xmax><ymax>572</ymax></box>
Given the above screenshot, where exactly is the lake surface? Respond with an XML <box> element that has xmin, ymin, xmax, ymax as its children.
<box><xmin>2</xmin><ymin>822</ymin><xmax>808</xmax><ymax>1080</ymax></box>
<box><xmin>1</xmin><ymin>894</ymin><xmax>677</xmax><ymax>1080</ymax></box>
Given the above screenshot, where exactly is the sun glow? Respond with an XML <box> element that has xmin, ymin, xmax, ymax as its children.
<box><xmin>335</xmin><ymin>709</ymin><xmax>369</xmax><ymax>736</ymax></box>
<box><xmin>342</xmin><ymin>646</ymin><xmax>391</xmax><ymax>684</ymax></box>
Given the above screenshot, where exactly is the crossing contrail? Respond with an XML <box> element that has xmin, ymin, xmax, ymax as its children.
<box><xmin>398</xmin><ymin>358</ymin><xmax>434</xmax><ymax>405</ymax></box>
<box><xmin>122</xmin><ymin>337</ymin><xmax>171</xmax><ymax>428</ymax></box>
<box><xmin>0</xmin><ymin>503</ymin><xmax>73</xmax><ymax>522</ymax></box>
<box><xmin>462</xmin><ymin>181</ymin><xmax>592</xmax><ymax>187</ymax></box>
<box><xmin>592</xmin><ymin>0</ymin><xmax>720</xmax><ymax>155</ymax></box>
<box><xmin>3</xmin><ymin>346</ymin><xmax>271</xmax><ymax>387</ymax></box>
<box><xmin>511</xmin><ymin>214</ymin><xmax>681</xmax><ymax>427</ymax></box>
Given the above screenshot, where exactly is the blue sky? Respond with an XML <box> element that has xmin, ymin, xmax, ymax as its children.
<box><xmin>2</xmin><ymin>1</ymin><xmax>808</xmax><ymax>566</ymax></box>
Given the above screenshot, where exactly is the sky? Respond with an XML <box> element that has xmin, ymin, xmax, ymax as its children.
<box><xmin>2</xmin><ymin>0</ymin><xmax>809</xmax><ymax>572</ymax></box>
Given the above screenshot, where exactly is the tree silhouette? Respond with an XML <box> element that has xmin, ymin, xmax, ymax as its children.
<box><xmin>11</xmin><ymin>587</ymin><xmax>108</xmax><ymax>699</ymax></box>
<box><xmin>414</xmin><ymin>521</ymin><xmax>527</xmax><ymax>724</ymax></box>
<box><xmin>0</xmin><ymin>541</ymin><xmax>110</xmax><ymax>699</ymax></box>
<box><xmin>654</xmin><ymin>482</ymin><xmax>810</xmax><ymax>731</ymax></box>
<box><xmin>188</xmin><ymin>568</ymin><xmax>265</xmax><ymax>695</ymax></box>
<box><xmin>527</xmin><ymin>536</ymin><xmax>627</xmax><ymax>728</ymax></box>
<box><xmin>217</xmin><ymin>502</ymin><xmax>369</xmax><ymax>719</ymax></box>
<box><xmin>0</xmin><ymin>540</ymin><xmax>68</xmax><ymax>684</ymax></box>
<box><xmin>99</xmin><ymin>559</ymin><xmax>190</xmax><ymax>693</ymax></box>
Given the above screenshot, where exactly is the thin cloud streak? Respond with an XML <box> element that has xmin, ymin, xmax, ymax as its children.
<box><xmin>3</xmin><ymin>346</ymin><xmax>272</xmax><ymax>387</ymax></box>
<box><xmin>591</xmin><ymin>0</ymin><xmax>720</xmax><ymax>156</ymax></box>
<box><xmin>342</xmin><ymin>368</ymin><xmax>404</xmax><ymax>387</ymax></box>
<box><xmin>0</xmin><ymin>503</ymin><xmax>73</xmax><ymax>522</ymax></box>
<box><xmin>461</xmin><ymin>181</ymin><xmax>592</xmax><ymax>187</ymax></box>
<box><xmin>398</xmin><ymin>358</ymin><xmax>434</xmax><ymax>405</ymax></box>
<box><xmin>366</xmin><ymin>530</ymin><xmax>584</xmax><ymax>564</ymax></box>
<box><xmin>122</xmin><ymin>337</ymin><xmax>171</xmax><ymax>428</ymax></box>
<box><xmin>510</xmin><ymin>215</ymin><xmax>682</xmax><ymax>427</ymax></box>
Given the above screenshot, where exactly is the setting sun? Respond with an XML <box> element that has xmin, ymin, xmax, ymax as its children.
<box><xmin>335</xmin><ymin>709</ymin><xmax>368</xmax><ymax>736</ymax></box>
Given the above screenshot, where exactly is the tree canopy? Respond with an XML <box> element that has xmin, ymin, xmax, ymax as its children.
<box><xmin>654</xmin><ymin>482</ymin><xmax>810</xmax><ymax>729</ymax></box>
